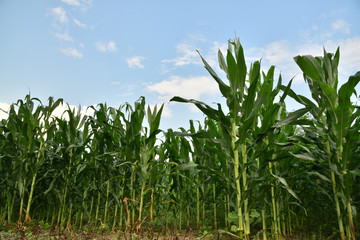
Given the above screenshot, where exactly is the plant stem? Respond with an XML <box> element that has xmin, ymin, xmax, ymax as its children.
<box><xmin>104</xmin><ymin>180</ymin><xmax>110</xmax><ymax>227</ymax></box>
<box><xmin>241</xmin><ymin>143</ymin><xmax>250</xmax><ymax>236</ymax></box>
<box><xmin>196</xmin><ymin>174</ymin><xmax>200</xmax><ymax>230</ymax></box>
<box><xmin>213</xmin><ymin>183</ymin><xmax>217</xmax><ymax>229</ymax></box>
<box><xmin>232</xmin><ymin>121</ymin><xmax>244</xmax><ymax>235</ymax></box>
<box><xmin>25</xmin><ymin>140</ymin><xmax>43</xmax><ymax>223</ymax></box>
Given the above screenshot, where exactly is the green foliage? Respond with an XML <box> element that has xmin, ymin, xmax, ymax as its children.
<box><xmin>0</xmin><ymin>37</ymin><xmax>359</xmax><ymax>240</ymax></box>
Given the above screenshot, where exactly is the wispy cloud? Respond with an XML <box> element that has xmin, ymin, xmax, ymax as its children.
<box><xmin>126</xmin><ymin>56</ymin><xmax>145</xmax><ymax>69</ymax></box>
<box><xmin>331</xmin><ymin>20</ymin><xmax>350</xmax><ymax>34</ymax></box>
<box><xmin>95</xmin><ymin>41</ymin><xmax>117</xmax><ymax>53</ymax></box>
<box><xmin>146</xmin><ymin>75</ymin><xmax>219</xmax><ymax>117</ymax></box>
<box><xmin>60</xmin><ymin>0</ymin><xmax>92</xmax><ymax>11</ymax></box>
<box><xmin>162</xmin><ymin>35</ymin><xmax>209</xmax><ymax>67</ymax></box>
<box><xmin>147</xmin><ymin>75</ymin><xmax>218</xmax><ymax>100</ymax></box>
<box><xmin>61</xmin><ymin>47</ymin><xmax>83</xmax><ymax>58</ymax></box>
<box><xmin>246</xmin><ymin>36</ymin><xmax>360</xmax><ymax>85</ymax></box>
<box><xmin>329</xmin><ymin>37</ymin><xmax>360</xmax><ymax>77</ymax></box>
<box><xmin>61</xmin><ymin>0</ymin><xmax>80</xmax><ymax>6</ymax></box>
<box><xmin>162</xmin><ymin>42</ymin><xmax>201</xmax><ymax>67</ymax></box>
<box><xmin>162</xmin><ymin>35</ymin><xmax>228</xmax><ymax>75</ymax></box>
<box><xmin>54</xmin><ymin>32</ymin><xmax>73</xmax><ymax>41</ymax></box>
<box><xmin>73</xmin><ymin>18</ymin><xmax>87</xmax><ymax>28</ymax></box>
<box><xmin>49</xmin><ymin>7</ymin><xmax>68</xmax><ymax>23</ymax></box>
<box><xmin>302</xmin><ymin>19</ymin><xmax>351</xmax><ymax>41</ymax></box>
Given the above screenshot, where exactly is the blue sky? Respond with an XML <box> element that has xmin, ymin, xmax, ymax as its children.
<box><xmin>1</xmin><ymin>0</ymin><xmax>360</xmax><ymax>130</ymax></box>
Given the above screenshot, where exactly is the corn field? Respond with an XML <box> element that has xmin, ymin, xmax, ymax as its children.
<box><xmin>1</xmin><ymin>37</ymin><xmax>360</xmax><ymax>239</ymax></box>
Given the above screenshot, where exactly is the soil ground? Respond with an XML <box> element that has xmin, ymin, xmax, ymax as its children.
<box><xmin>0</xmin><ymin>226</ymin><xmax>238</xmax><ymax>240</ymax></box>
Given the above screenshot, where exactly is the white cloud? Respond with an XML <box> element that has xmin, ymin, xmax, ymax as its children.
<box><xmin>320</xmin><ymin>19</ymin><xmax>351</xmax><ymax>39</ymax></box>
<box><xmin>162</xmin><ymin>42</ymin><xmax>201</xmax><ymax>67</ymax></box>
<box><xmin>146</xmin><ymin>76</ymin><xmax>219</xmax><ymax>118</ymax></box>
<box><xmin>0</xmin><ymin>102</ymin><xmax>10</xmax><ymax>120</ymax></box>
<box><xmin>331</xmin><ymin>37</ymin><xmax>360</xmax><ymax>77</ymax></box>
<box><xmin>147</xmin><ymin>75</ymin><xmax>218</xmax><ymax>100</ymax></box>
<box><xmin>61</xmin><ymin>47</ymin><xmax>83</xmax><ymax>58</ymax></box>
<box><xmin>245</xmin><ymin>36</ymin><xmax>360</xmax><ymax>85</ymax></box>
<box><xmin>61</xmin><ymin>0</ymin><xmax>81</xmax><ymax>6</ymax></box>
<box><xmin>73</xmin><ymin>18</ymin><xmax>87</xmax><ymax>28</ymax></box>
<box><xmin>79</xmin><ymin>0</ymin><xmax>93</xmax><ymax>11</ymax></box>
<box><xmin>126</xmin><ymin>56</ymin><xmax>145</xmax><ymax>69</ymax></box>
<box><xmin>301</xmin><ymin>19</ymin><xmax>351</xmax><ymax>42</ymax></box>
<box><xmin>50</xmin><ymin>7</ymin><xmax>68</xmax><ymax>23</ymax></box>
<box><xmin>61</xmin><ymin>0</ymin><xmax>92</xmax><ymax>11</ymax></box>
<box><xmin>331</xmin><ymin>20</ymin><xmax>350</xmax><ymax>35</ymax></box>
<box><xmin>95</xmin><ymin>41</ymin><xmax>117</xmax><ymax>53</ymax></box>
<box><xmin>162</xmin><ymin>38</ymin><xmax>228</xmax><ymax>79</ymax></box>
<box><xmin>54</xmin><ymin>32</ymin><xmax>73</xmax><ymax>41</ymax></box>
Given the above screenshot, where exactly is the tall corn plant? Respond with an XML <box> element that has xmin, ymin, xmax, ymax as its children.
<box><xmin>198</xmin><ymin>117</ymin><xmax>234</xmax><ymax>230</ymax></box>
<box><xmin>7</xmin><ymin>96</ymin><xmax>43</xmax><ymax>224</ymax></box>
<box><xmin>205</xmin><ymin>118</ymin><xmax>233</xmax><ymax>230</ymax></box>
<box><xmin>23</xmin><ymin>97</ymin><xmax>63</xmax><ymax>224</ymax></box>
<box><xmin>87</xmin><ymin>103</ymin><xmax>117</xmax><ymax>228</ymax></box>
<box><xmin>0</xmin><ymin>106</ymin><xmax>21</xmax><ymax>223</ymax></box>
<box><xmin>294</xmin><ymin>49</ymin><xmax>360</xmax><ymax>240</ymax></box>
<box><xmin>137</xmin><ymin>102</ymin><xmax>163</xmax><ymax>225</ymax></box>
<box><xmin>171</xmin><ymin>37</ymin><xmax>309</xmax><ymax>238</ymax></box>
<box><xmin>116</xmin><ymin>97</ymin><xmax>163</xmax><ymax>229</ymax></box>
<box><xmin>55</xmin><ymin>104</ymin><xmax>89</xmax><ymax>228</ymax></box>
<box><xmin>161</xmin><ymin>128</ymin><xmax>195</xmax><ymax>230</ymax></box>
<box><xmin>171</xmin><ymin>38</ymin><xmax>276</xmax><ymax>238</ymax></box>
<box><xmin>2</xmin><ymin>95</ymin><xmax>63</xmax><ymax>225</ymax></box>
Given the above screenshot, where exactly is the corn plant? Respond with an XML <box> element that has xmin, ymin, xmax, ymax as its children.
<box><xmin>294</xmin><ymin>49</ymin><xmax>360</xmax><ymax>240</ymax></box>
<box><xmin>171</xmin><ymin>37</ymin><xmax>308</xmax><ymax>239</ymax></box>
<box><xmin>54</xmin><ymin>104</ymin><xmax>89</xmax><ymax>228</ymax></box>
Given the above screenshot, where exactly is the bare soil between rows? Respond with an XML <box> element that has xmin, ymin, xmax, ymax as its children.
<box><xmin>0</xmin><ymin>226</ymin><xmax>237</xmax><ymax>240</ymax></box>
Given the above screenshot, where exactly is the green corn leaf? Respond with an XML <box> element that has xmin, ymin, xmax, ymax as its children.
<box><xmin>323</xmin><ymin>48</ymin><xmax>339</xmax><ymax>88</ymax></box>
<box><xmin>336</xmin><ymin>72</ymin><xmax>360</xmax><ymax>151</ymax></box>
<box><xmin>175</xmin><ymin>162</ymin><xmax>198</xmax><ymax>171</ymax></box>
<box><xmin>272</xmin><ymin>173</ymin><xmax>300</xmax><ymax>202</ymax></box>
<box><xmin>168</xmin><ymin>130</ymin><xmax>209</xmax><ymax>139</ymax></box>
<box><xmin>44</xmin><ymin>178</ymin><xmax>57</xmax><ymax>195</ymax></box>
<box><xmin>317</xmin><ymin>80</ymin><xmax>338</xmax><ymax>119</ymax></box>
<box><xmin>218</xmin><ymin>49</ymin><xmax>227</xmax><ymax>73</ymax></box>
<box><xmin>307</xmin><ymin>171</ymin><xmax>331</xmax><ymax>182</ymax></box>
<box><xmin>244</xmin><ymin>77</ymin><xmax>272</xmax><ymax>122</ymax></box>
<box><xmin>197</xmin><ymin>50</ymin><xmax>230</xmax><ymax>98</ymax></box>
<box><xmin>294</xmin><ymin>55</ymin><xmax>324</xmax><ymax>82</ymax></box>
<box><xmin>274</xmin><ymin>107</ymin><xmax>309</xmax><ymax>128</ymax></box>
<box><xmin>227</xmin><ymin>48</ymin><xmax>240</xmax><ymax>95</ymax></box>
<box><xmin>350</xmin><ymin>169</ymin><xmax>360</xmax><ymax>177</ymax></box>
<box><xmin>279</xmin><ymin>78</ymin><xmax>293</xmax><ymax>103</ymax></box>
<box><xmin>290</xmin><ymin>152</ymin><xmax>315</xmax><ymax>161</ymax></box>
<box><xmin>235</xmin><ymin>38</ymin><xmax>247</xmax><ymax>86</ymax></box>
<box><xmin>242</xmin><ymin>62</ymin><xmax>261</xmax><ymax>119</ymax></box>
<box><xmin>170</xmin><ymin>96</ymin><xmax>229</xmax><ymax>126</ymax></box>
